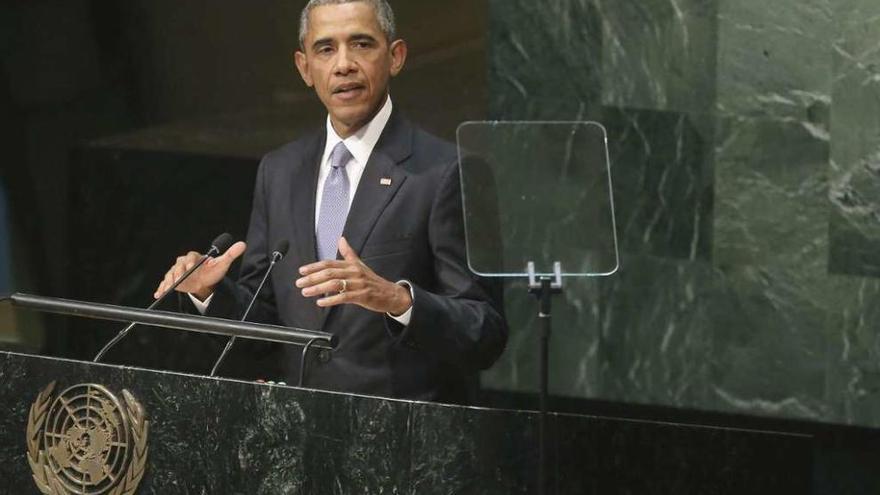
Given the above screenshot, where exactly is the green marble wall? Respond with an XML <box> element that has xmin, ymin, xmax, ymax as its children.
<box><xmin>484</xmin><ymin>0</ymin><xmax>880</xmax><ymax>429</ymax></box>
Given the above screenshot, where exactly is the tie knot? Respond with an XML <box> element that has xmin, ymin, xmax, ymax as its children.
<box><xmin>330</xmin><ymin>142</ymin><xmax>352</xmax><ymax>169</ymax></box>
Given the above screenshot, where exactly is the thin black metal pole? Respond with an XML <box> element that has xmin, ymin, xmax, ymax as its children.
<box><xmin>299</xmin><ymin>338</ymin><xmax>321</xmax><ymax>387</ymax></box>
<box><xmin>537</xmin><ymin>277</ymin><xmax>553</xmax><ymax>495</ymax></box>
<box><xmin>210</xmin><ymin>254</ymin><xmax>280</xmax><ymax>377</ymax></box>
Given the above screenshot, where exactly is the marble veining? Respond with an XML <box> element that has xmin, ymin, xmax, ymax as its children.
<box><xmin>484</xmin><ymin>0</ymin><xmax>880</xmax><ymax>433</ymax></box>
<box><xmin>0</xmin><ymin>352</ymin><xmax>810</xmax><ymax>494</ymax></box>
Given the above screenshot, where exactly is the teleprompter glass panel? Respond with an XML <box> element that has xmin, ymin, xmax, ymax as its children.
<box><xmin>456</xmin><ymin>121</ymin><xmax>619</xmax><ymax>278</ymax></box>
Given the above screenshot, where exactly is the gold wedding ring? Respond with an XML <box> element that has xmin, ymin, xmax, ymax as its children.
<box><xmin>339</xmin><ymin>279</ymin><xmax>348</xmax><ymax>294</ymax></box>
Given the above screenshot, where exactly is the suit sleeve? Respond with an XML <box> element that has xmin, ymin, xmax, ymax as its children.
<box><xmin>395</xmin><ymin>160</ymin><xmax>508</xmax><ymax>372</ymax></box>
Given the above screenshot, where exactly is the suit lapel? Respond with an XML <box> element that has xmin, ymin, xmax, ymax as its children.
<box><xmin>341</xmin><ymin>151</ymin><xmax>408</xmax><ymax>255</ymax></box>
<box><xmin>342</xmin><ymin>110</ymin><xmax>413</xmax><ymax>254</ymax></box>
<box><xmin>291</xmin><ymin>129</ymin><xmax>325</xmax><ymax>266</ymax></box>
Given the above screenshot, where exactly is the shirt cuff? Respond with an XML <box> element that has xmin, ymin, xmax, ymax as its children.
<box><xmin>188</xmin><ymin>292</ymin><xmax>214</xmax><ymax>315</ymax></box>
<box><xmin>387</xmin><ymin>280</ymin><xmax>414</xmax><ymax>326</ymax></box>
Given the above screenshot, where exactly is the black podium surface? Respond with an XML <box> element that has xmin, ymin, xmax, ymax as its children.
<box><xmin>0</xmin><ymin>351</ymin><xmax>809</xmax><ymax>494</ymax></box>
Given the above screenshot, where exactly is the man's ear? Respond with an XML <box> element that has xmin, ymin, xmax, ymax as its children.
<box><xmin>294</xmin><ymin>50</ymin><xmax>314</xmax><ymax>87</ymax></box>
<box><xmin>389</xmin><ymin>40</ymin><xmax>408</xmax><ymax>77</ymax></box>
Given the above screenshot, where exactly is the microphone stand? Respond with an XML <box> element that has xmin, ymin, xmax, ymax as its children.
<box><xmin>93</xmin><ymin>237</ymin><xmax>229</xmax><ymax>363</ymax></box>
<box><xmin>209</xmin><ymin>249</ymin><xmax>284</xmax><ymax>377</ymax></box>
<box><xmin>298</xmin><ymin>338</ymin><xmax>322</xmax><ymax>387</ymax></box>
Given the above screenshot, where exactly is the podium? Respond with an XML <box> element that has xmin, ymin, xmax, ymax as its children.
<box><xmin>0</xmin><ymin>296</ymin><xmax>810</xmax><ymax>494</ymax></box>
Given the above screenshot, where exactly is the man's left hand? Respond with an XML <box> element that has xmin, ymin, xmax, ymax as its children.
<box><xmin>296</xmin><ymin>237</ymin><xmax>413</xmax><ymax>316</ymax></box>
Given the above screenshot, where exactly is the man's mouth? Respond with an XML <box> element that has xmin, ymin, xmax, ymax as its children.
<box><xmin>332</xmin><ymin>83</ymin><xmax>366</xmax><ymax>96</ymax></box>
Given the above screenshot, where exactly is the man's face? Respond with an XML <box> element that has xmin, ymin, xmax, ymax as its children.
<box><xmin>295</xmin><ymin>2</ymin><xmax>407</xmax><ymax>137</ymax></box>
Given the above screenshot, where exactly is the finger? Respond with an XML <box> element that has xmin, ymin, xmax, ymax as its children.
<box><xmin>301</xmin><ymin>277</ymin><xmax>355</xmax><ymax>298</ymax></box>
<box><xmin>179</xmin><ymin>252</ymin><xmax>198</xmax><ymax>267</ymax></box>
<box><xmin>170</xmin><ymin>262</ymin><xmax>196</xmax><ymax>289</ymax></box>
<box><xmin>156</xmin><ymin>250</ymin><xmax>200</xmax><ymax>298</ymax></box>
<box><xmin>338</xmin><ymin>237</ymin><xmax>360</xmax><ymax>262</ymax></box>
<box><xmin>171</xmin><ymin>264</ymin><xmax>186</xmax><ymax>284</ymax></box>
<box><xmin>296</xmin><ymin>267</ymin><xmax>353</xmax><ymax>289</ymax></box>
<box><xmin>171</xmin><ymin>259</ymin><xmax>196</xmax><ymax>287</ymax></box>
<box><xmin>218</xmin><ymin>241</ymin><xmax>247</xmax><ymax>265</ymax></box>
<box><xmin>298</xmin><ymin>260</ymin><xmax>347</xmax><ymax>276</ymax></box>
<box><xmin>157</xmin><ymin>272</ymin><xmax>171</xmax><ymax>293</ymax></box>
<box><xmin>316</xmin><ymin>290</ymin><xmax>362</xmax><ymax>308</ymax></box>
<box><xmin>155</xmin><ymin>271</ymin><xmax>174</xmax><ymax>298</ymax></box>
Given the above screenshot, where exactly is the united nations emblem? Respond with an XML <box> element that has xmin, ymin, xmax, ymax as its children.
<box><xmin>26</xmin><ymin>382</ymin><xmax>149</xmax><ymax>495</ymax></box>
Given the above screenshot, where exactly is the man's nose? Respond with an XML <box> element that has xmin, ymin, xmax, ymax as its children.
<box><xmin>334</xmin><ymin>48</ymin><xmax>357</xmax><ymax>74</ymax></box>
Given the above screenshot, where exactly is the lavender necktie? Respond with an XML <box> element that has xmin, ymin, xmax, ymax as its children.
<box><xmin>317</xmin><ymin>142</ymin><xmax>353</xmax><ymax>260</ymax></box>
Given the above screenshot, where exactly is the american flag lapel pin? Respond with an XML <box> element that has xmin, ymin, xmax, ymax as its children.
<box><xmin>380</xmin><ymin>178</ymin><xmax>393</xmax><ymax>186</ymax></box>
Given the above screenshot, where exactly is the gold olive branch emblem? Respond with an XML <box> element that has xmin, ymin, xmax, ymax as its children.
<box><xmin>26</xmin><ymin>382</ymin><xmax>149</xmax><ymax>495</ymax></box>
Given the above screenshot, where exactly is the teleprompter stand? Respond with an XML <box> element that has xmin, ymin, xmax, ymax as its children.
<box><xmin>527</xmin><ymin>261</ymin><xmax>562</xmax><ymax>495</ymax></box>
<box><xmin>456</xmin><ymin>120</ymin><xmax>620</xmax><ymax>495</ymax></box>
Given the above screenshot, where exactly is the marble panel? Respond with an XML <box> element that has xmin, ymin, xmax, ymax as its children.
<box><xmin>481</xmin><ymin>278</ymin><xmax>602</xmax><ymax>398</ymax></box>
<box><xmin>823</xmin><ymin>274</ymin><xmax>880</xmax><ymax>426</ymax></box>
<box><xmin>828</xmin><ymin>0</ymin><xmax>880</xmax><ymax>277</ymax></box>
<box><xmin>553</xmin><ymin>253</ymin><xmax>880</xmax><ymax>429</ymax></box>
<box><xmin>594</xmin><ymin>255</ymin><xmax>716</xmax><ymax>408</ymax></box>
<box><xmin>712</xmin><ymin>116</ymin><xmax>830</xmax><ymax>270</ymax></box>
<box><xmin>716</xmin><ymin>0</ymin><xmax>833</xmax><ymax>121</ymax></box>
<box><xmin>597</xmin><ymin>0</ymin><xmax>718</xmax><ymax>114</ymax></box>
<box><xmin>410</xmin><ymin>403</ymin><xmax>535</xmax><ymax>494</ymax></box>
<box><xmin>708</xmin><ymin>264</ymin><xmax>837</xmax><ymax>422</ymax></box>
<box><xmin>488</xmin><ymin>0</ymin><xmax>603</xmax><ymax>120</ymax></box>
<box><xmin>602</xmin><ymin>108</ymin><xmax>714</xmax><ymax>261</ymax></box>
<box><xmin>481</xmin><ymin>0</ymin><xmax>717</xmax><ymax>401</ymax></box>
<box><xmin>0</xmin><ymin>352</ymin><xmax>812</xmax><ymax>494</ymax></box>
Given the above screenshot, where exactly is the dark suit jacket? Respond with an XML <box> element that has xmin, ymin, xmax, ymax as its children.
<box><xmin>206</xmin><ymin>110</ymin><xmax>507</xmax><ymax>403</ymax></box>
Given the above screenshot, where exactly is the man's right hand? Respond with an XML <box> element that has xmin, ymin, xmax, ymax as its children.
<box><xmin>153</xmin><ymin>241</ymin><xmax>247</xmax><ymax>301</ymax></box>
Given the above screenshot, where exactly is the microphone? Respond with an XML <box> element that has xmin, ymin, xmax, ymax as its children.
<box><xmin>209</xmin><ymin>239</ymin><xmax>289</xmax><ymax>377</ymax></box>
<box><xmin>93</xmin><ymin>233</ymin><xmax>236</xmax><ymax>363</ymax></box>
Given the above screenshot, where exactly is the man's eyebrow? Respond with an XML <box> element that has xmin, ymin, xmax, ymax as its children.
<box><xmin>311</xmin><ymin>38</ymin><xmax>333</xmax><ymax>50</ymax></box>
<box><xmin>310</xmin><ymin>33</ymin><xmax>379</xmax><ymax>51</ymax></box>
<box><xmin>349</xmin><ymin>33</ymin><xmax>378</xmax><ymax>43</ymax></box>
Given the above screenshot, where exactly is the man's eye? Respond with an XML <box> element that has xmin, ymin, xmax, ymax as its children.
<box><xmin>353</xmin><ymin>41</ymin><xmax>372</xmax><ymax>49</ymax></box>
<box><xmin>316</xmin><ymin>46</ymin><xmax>334</xmax><ymax>55</ymax></box>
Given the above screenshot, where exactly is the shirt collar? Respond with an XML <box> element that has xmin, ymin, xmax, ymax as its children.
<box><xmin>324</xmin><ymin>96</ymin><xmax>393</xmax><ymax>166</ymax></box>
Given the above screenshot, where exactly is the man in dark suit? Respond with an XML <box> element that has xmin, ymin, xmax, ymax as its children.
<box><xmin>154</xmin><ymin>0</ymin><xmax>506</xmax><ymax>403</ymax></box>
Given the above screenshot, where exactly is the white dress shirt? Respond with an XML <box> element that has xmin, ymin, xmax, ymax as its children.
<box><xmin>191</xmin><ymin>96</ymin><xmax>413</xmax><ymax>324</ymax></box>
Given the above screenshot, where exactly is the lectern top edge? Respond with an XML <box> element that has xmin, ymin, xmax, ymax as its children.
<box><xmin>8</xmin><ymin>292</ymin><xmax>337</xmax><ymax>349</ymax></box>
